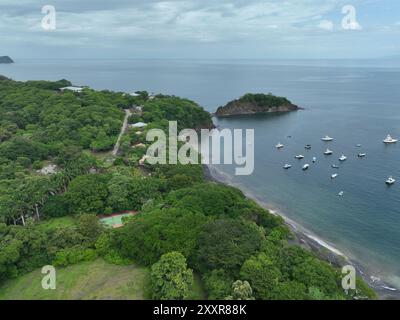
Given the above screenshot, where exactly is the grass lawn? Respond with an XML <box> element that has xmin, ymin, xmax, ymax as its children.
<box><xmin>0</xmin><ymin>259</ymin><xmax>149</xmax><ymax>300</ymax></box>
<box><xmin>36</xmin><ymin>216</ymin><xmax>76</xmax><ymax>232</ymax></box>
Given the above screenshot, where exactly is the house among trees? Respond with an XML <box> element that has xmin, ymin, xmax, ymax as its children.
<box><xmin>59</xmin><ymin>86</ymin><xmax>84</xmax><ymax>93</ymax></box>
<box><xmin>131</xmin><ymin>122</ymin><xmax>147</xmax><ymax>128</ymax></box>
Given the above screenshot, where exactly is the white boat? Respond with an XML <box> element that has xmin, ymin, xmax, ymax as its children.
<box><xmin>321</xmin><ymin>136</ymin><xmax>333</xmax><ymax>142</ymax></box>
<box><xmin>295</xmin><ymin>155</ymin><xmax>304</xmax><ymax>159</ymax></box>
<box><xmin>302</xmin><ymin>164</ymin><xmax>310</xmax><ymax>171</ymax></box>
<box><xmin>332</xmin><ymin>164</ymin><xmax>339</xmax><ymax>169</ymax></box>
<box><xmin>312</xmin><ymin>157</ymin><xmax>317</xmax><ymax>163</ymax></box>
<box><xmin>386</xmin><ymin>176</ymin><xmax>396</xmax><ymax>185</ymax></box>
<box><xmin>324</xmin><ymin>149</ymin><xmax>333</xmax><ymax>155</ymax></box>
<box><xmin>339</xmin><ymin>155</ymin><xmax>347</xmax><ymax>162</ymax></box>
<box><xmin>356</xmin><ymin>144</ymin><xmax>362</xmax><ymax>147</ymax></box>
<box><xmin>383</xmin><ymin>135</ymin><xmax>398</xmax><ymax>144</ymax></box>
<box><xmin>276</xmin><ymin>143</ymin><xmax>284</xmax><ymax>149</ymax></box>
<box><xmin>358</xmin><ymin>153</ymin><xmax>366</xmax><ymax>158</ymax></box>
<box><xmin>283</xmin><ymin>164</ymin><xmax>292</xmax><ymax>169</ymax></box>
<box><xmin>338</xmin><ymin>191</ymin><xmax>344</xmax><ymax>196</ymax></box>
<box><xmin>331</xmin><ymin>173</ymin><xmax>339</xmax><ymax>179</ymax></box>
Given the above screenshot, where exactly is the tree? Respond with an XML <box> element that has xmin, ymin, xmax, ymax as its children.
<box><xmin>65</xmin><ymin>174</ymin><xmax>109</xmax><ymax>214</ymax></box>
<box><xmin>76</xmin><ymin>214</ymin><xmax>104</xmax><ymax>245</ymax></box>
<box><xmin>240</xmin><ymin>252</ymin><xmax>282</xmax><ymax>299</ymax></box>
<box><xmin>196</xmin><ymin>219</ymin><xmax>264</xmax><ymax>276</ymax></box>
<box><xmin>117</xmin><ymin>208</ymin><xmax>208</xmax><ymax>266</ymax></box>
<box><xmin>225</xmin><ymin>280</ymin><xmax>254</xmax><ymax>300</ymax></box>
<box><xmin>150</xmin><ymin>252</ymin><xmax>194</xmax><ymax>300</ymax></box>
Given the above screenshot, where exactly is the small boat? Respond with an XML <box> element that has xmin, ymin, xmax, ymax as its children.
<box><xmin>339</xmin><ymin>155</ymin><xmax>347</xmax><ymax>162</ymax></box>
<box><xmin>312</xmin><ymin>157</ymin><xmax>317</xmax><ymax>163</ymax></box>
<box><xmin>305</xmin><ymin>144</ymin><xmax>312</xmax><ymax>150</ymax></box>
<box><xmin>358</xmin><ymin>153</ymin><xmax>366</xmax><ymax>158</ymax></box>
<box><xmin>338</xmin><ymin>191</ymin><xmax>344</xmax><ymax>196</ymax></box>
<box><xmin>302</xmin><ymin>164</ymin><xmax>310</xmax><ymax>171</ymax></box>
<box><xmin>331</xmin><ymin>173</ymin><xmax>339</xmax><ymax>179</ymax></box>
<box><xmin>383</xmin><ymin>135</ymin><xmax>398</xmax><ymax>144</ymax></box>
<box><xmin>321</xmin><ymin>136</ymin><xmax>333</xmax><ymax>142</ymax></box>
<box><xmin>356</xmin><ymin>144</ymin><xmax>362</xmax><ymax>147</ymax></box>
<box><xmin>332</xmin><ymin>164</ymin><xmax>339</xmax><ymax>169</ymax></box>
<box><xmin>295</xmin><ymin>155</ymin><xmax>305</xmax><ymax>159</ymax></box>
<box><xmin>386</xmin><ymin>176</ymin><xmax>396</xmax><ymax>185</ymax></box>
<box><xmin>324</xmin><ymin>149</ymin><xmax>333</xmax><ymax>155</ymax></box>
<box><xmin>283</xmin><ymin>164</ymin><xmax>292</xmax><ymax>169</ymax></box>
<box><xmin>276</xmin><ymin>143</ymin><xmax>284</xmax><ymax>149</ymax></box>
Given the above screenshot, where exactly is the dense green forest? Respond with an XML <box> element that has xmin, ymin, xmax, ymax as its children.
<box><xmin>0</xmin><ymin>77</ymin><xmax>375</xmax><ymax>300</ymax></box>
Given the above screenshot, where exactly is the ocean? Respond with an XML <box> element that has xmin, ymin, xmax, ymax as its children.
<box><xmin>1</xmin><ymin>58</ymin><xmax>400</xmax><ymax>293</ymax></box>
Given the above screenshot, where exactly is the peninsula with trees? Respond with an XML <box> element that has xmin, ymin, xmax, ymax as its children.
<box><xmin>215</xmin><ymin>93</ymin><xmax>299</xmax><ymax>117</ymax></box>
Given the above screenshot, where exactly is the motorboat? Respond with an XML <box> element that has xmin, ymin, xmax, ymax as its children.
<box><xmin>283</xmin><ymin>164</ymin><xmax>292</xmax><ymax>169</ymax></box>
<box><xmin>331</xmin><ymin>173</ymin><xmax>339</xmax><ymax>179</ymax></box>
<box><xmin>295</xmin><ymin>155</ymin><xmax>305</xmax><ymax>159</ymax></box>
<box><xmin>338</xmin><ymin>191</ymin><xmax>344</xmax><ymax>196</ymax></box>
<box><xmin>324</xmin><ymin>149</ymin><xmax>333</xmax><ymax>155</ymax></box>
<box><xmin>312</xmin><ymin>157</ymin><xmax>317</xmax><ymax>163</ymax></box>
<box><xmin>321</xmin><ymin>136</ymin><xmax>333</xmax><ymax>142</ymax></box>
<box><xmin>332</xmin><ymin>164</ymin><xmax>339</xmax><ymax>169</ymax></box>
<box><xmin>356</xmin><ymin>144</ymin><xmax>362</xmax><ymax>147</ymax></box>
<box><xmin>305</xmin><ymin>144</ymin><xmax>312</xmax><ymax>150</ymax></box>
<box><xmin>339</xmin><ymin>155</ymin><xmax>347</xmax><ymax>162</ymax></box>
<box><xmin>383</xmin><ymin>135</ymin><xmax>398</xmax><ymax>144</ymax></box>
<box><xmin>386</xmin><ymin>176</ymin><xmax>396</xmax><ymax>185</ymax></box>
<box><xmin>276</xmin><ymin>143</ymin><xmax>284</xmax><ymax>149</ymax></box>
<box><xmin>358</xmin><ymin>153</ymin><xmax>366</xmax><ymax>158</ymax></box>
<box><xmin>302</xmin><ymin>164</ymin><xmax>310</xmax><ymax>171</ymax></box>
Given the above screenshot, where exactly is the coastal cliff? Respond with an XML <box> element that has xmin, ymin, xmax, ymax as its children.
<box><xmin>0</xmin><ymin>56</ymin><xmax>14</xmax><ymax>64</ymax></box>
<box><xmin>215</xmin><ymin>93</ymin><xmax>299</xmax><ymax>117</ymax></box>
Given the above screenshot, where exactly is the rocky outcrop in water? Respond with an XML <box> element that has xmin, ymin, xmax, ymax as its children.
<box><xmin>215</xmin><ymin>93</ymin><xmax>299</xmax><ymax>117</ymax></box>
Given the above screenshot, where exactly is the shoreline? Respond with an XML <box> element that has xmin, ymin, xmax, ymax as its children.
<box><xmin>203</xmin><ymin>164</ymin><xmax>400</xmax><ymax>300</ymax></box>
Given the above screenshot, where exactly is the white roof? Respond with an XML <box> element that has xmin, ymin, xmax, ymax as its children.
<box><xmin>130</xmin><ymin>92</ymin><xmax>140</xmax><ymax>97</ymax></box>
<box><xmin>60</xmin><ymin>86</ymin><xmax>83</xmax><ymax>92</ymax></box>
<box><xmin>131</xmin><ymin>122</ymin><xmax>147</xmax><ymax>128</ymax></box>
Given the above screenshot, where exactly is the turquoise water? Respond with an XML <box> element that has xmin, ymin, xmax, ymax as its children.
<box><xmin>1</xmin><ymin>58</ymin><xmax>400</xmax><ymax>291</ymax></box>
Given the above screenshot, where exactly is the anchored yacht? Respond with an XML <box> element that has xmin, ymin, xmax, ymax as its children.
<box><xmin>321</xmin><ymin>136</ymin><xmax>333</xmax><ymax>142</ymax></box>
<box><xmin>383</xmin><ymin>135</ymin><xmax>398</xmax><ymax>144</ymax></box>
<box><xmin>302</xmin><ymin>164</ymin><xmax>310</xmax><ymax>171</ymax></box>
<box><xmin>386</xmin><ymin>176</ymin><xmax>396</xmax><ymax>185</ymax></box>
<box><xmin>276</xmin><ymin>143</ymin><xmax>284</xmax><ymax>149</ymax></box>
<box><xmin>358</xmin><ymin>153</ymin><xmax>366</xmax><ymax>158</ymax></box>
<box><xmin>312</xmin><ymin>157</ymin><xmax>317</xmax><ymax>163</ymax></box>
<box><xmin>295</xmin><ymin>155</ymin><xmax>305</xmax><ymax>159</ymax></box>
<box><xmin>331</xmin><ymin>173</ymin><xmax>339</xmax><ymax>179</ymax></box>
<box><xmin>339</xmin><ymin>155</ymin><xmax>347</xmax><ymax>162</ymax></box>
<box><xmin>324</xmin><ymin>149</ymin><xmax>333</xmax><ymax>155</ymax></box>
<box><xmin>283</xmin><ymin>164</ymin><xmax>292</xmax><ymax>169</ymax></box>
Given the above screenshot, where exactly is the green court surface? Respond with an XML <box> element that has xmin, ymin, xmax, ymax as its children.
<box><xmin>99</xmin><ymin>213</ymin><xmax>134</xmax><ymax>228</ymax></box>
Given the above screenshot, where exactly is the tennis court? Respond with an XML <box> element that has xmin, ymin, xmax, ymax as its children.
<box><xmin>99</xmin><ymin>212</ymin><xmax>136</xmax><ymax>228</ymax></box>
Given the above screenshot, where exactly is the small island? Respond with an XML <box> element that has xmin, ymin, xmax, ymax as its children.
<box><xmin>0</xmin><ymin>56</ymin><xmax>14</xmax><ymax>64</ymax></box>
<box><xmin>215</xmin><ymin>93</ymin><xmax>299</xmax><ymax>117</ymax></box>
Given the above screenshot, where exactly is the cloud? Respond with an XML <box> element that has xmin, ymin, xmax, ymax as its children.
<box><xmin>0</xmin><ymin>0</ymin><xmax>398</xmax><ymax>59</ymax></box>
<box><xmin>318</xmin><ymin>19</ymin><xmax>334</xmax><ymax>31</ymax></box>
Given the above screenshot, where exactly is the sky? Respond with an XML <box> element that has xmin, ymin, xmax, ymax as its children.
<box><xmin>1</xmin><ymin>0</ymin><xmax>400</xmax><ymax>59</ymax></box>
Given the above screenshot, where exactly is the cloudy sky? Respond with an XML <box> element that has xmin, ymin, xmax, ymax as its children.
<box><xmin>1</xmin><ymin>0</ymin><xmax>400</xmax><ymax>59</ymax></box>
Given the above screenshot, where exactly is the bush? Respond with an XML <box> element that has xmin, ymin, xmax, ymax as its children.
<box><xmin>53</xmin><ymin>247</ymin><xmax>97</xmax><ymax>267</ymax></box>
